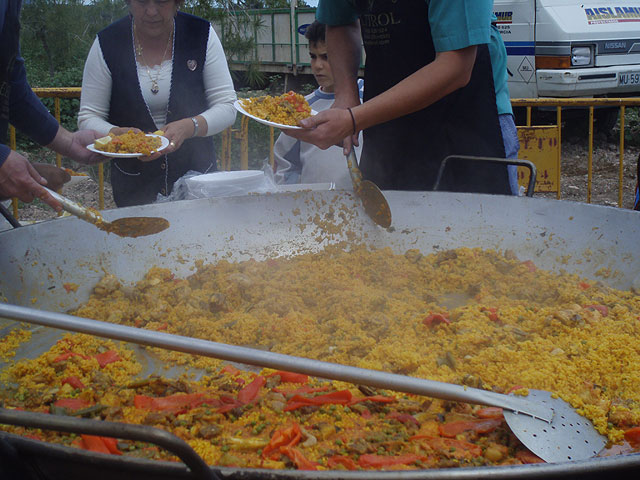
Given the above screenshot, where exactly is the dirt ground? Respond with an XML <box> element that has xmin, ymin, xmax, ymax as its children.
<box><xmin>7</xmin><ymin>131</ymin><xmax>639</xmax><ymax>225</ymax></box>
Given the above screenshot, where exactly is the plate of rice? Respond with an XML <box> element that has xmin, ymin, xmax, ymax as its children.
<box><xmin>87</xmin><ymin>132</ymin><xmax>169</xmax><ymax>158</ymax></box>
<box><xmin>235</xmin><ymin>91</ymin><xmax>316</xmax><ymax>129</ymax></box>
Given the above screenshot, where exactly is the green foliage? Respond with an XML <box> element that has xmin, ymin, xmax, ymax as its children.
<box><xmin>622</xmin><ymin>108</ymin><xmax>640</xmax><ymax>147</ymax></box>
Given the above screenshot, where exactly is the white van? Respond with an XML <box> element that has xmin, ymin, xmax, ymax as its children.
<box><xmin>494</xmin><ymin>0</ymin><xmax>640</xmax><ymax>100</ymax></box>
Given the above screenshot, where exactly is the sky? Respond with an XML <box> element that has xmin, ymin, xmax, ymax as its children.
<box><xmin>306</xmin><ymin>0</ymin><xmax>319</xmax><ymax>6</ymax></box>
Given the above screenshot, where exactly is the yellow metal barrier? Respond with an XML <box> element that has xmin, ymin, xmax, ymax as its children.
<box><xmin>7</xmin><ymin>91</ymin><xmax>640</xmax><ymax>219</ymax></box>
<box><xmin>511</xmin><ymin>97</ymin><xmax>640</xmax><ymax>207</ymax></box>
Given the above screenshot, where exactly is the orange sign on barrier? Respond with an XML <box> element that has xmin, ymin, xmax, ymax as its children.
<box><xmin>517</xmin><ymin>126</ymin><xmax>560</xmax><ymax>194</ymax></box>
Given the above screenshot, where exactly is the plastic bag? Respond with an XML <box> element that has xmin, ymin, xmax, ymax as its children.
<box><xmin>156</xmin><ymin>164</ymin><xmax>279</xmax><ymax>203</ymax></box>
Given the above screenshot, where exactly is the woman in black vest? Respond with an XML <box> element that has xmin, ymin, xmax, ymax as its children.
<box><xmin>78</xmin><ymin>0</ymin><xmax>237</xmax><ymax>207</ymax></box>
<box><xmin>287</xmin><ymin>0</ymin><xmax>511</xmax><ymax>195</ymax></box>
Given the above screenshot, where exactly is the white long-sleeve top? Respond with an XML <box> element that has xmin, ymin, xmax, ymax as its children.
<box><xmin>78</xmin><ymin>25</ymin><xmax>236</xmax><ymax>136</ymax></box>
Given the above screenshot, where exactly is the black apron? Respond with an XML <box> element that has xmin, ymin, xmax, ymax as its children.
<box><xmin>99</xmin><ymin>13</ymin><xmax>216</xmax><ymax>207</ymax></box>
<box><xmin>358</xmin><ymin>0</ymin><xmax>510</xmax><ymax>194</ymax></box>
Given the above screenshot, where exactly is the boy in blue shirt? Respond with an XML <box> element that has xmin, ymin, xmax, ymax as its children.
<box><xmin>274</xmin><ymin>21</ymin><xmax>363</xmax><ymax>189</ymax></box>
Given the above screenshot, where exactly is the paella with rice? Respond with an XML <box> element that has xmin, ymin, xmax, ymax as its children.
<box><xmin>2</xmin><ymin>246</ymin><xmax>640</xmax><ymax>470</ymax></box>
<box><xmin>93</xmin><ymin>130</ymin><xmax>162</xmax><ymax>156</ymax></box>
<box><xmin>239</xmin><ymin>91</ymin><xmax>312</xmax><ymax>126</ymax></box>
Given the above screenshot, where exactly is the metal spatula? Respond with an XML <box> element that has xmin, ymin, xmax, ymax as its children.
<box><xmin>44</xmin><ymin>187</ymin><xmax>169</xmax><ymax>238</ymax></box>
<box><xmin>0</xmin><ymin>303</ymin><xmax>607</xmax><ymax>464</ymax></box>
<box><xmin>346</xmin><ymin>150</ymin><xmax>392</xmax><ymax>228</ymax></box>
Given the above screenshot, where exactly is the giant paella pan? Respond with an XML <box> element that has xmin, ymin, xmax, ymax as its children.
<box><xmin>1</xmin><ymin>189</ymin><xmax>640</xmax><ymax>479</ymax></box>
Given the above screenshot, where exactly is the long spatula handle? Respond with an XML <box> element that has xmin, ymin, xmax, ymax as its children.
<box><xmin>45</xmin><ymin>187</ymin><xmax>103</xmax><ymax>224</ymax></box>
<box><xmin>0</xmin><ymin>303</ymin><xmax>552</xmax><ymax>422</ymax></box>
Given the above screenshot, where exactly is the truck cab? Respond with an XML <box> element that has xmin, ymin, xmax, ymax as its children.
<box><xmin>494</xmin><ymin>0</ymin><xmax>640</xmax><ymax>99</ymax></box>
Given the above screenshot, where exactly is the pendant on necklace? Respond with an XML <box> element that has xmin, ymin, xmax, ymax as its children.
<box><xmin>151</xmin><ymin>81</ymin><xmax>159</xmax><ymax>95</ymax></box>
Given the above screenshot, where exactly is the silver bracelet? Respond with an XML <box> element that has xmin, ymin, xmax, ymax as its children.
<box><xmin>191</xmin><ymin>117</ymin><xmax>199</xmax><ymax>137</ymax></box>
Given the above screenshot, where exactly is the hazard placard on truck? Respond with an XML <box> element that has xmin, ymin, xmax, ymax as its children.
<box><xmin>495</xmin><ymin>0</ymin><xmax>640</xmax><ymax>99</ymax></box>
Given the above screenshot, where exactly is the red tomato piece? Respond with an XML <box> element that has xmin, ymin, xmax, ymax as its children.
<box><xmin>350</xmin><ymin>394</ymin><xmax>396</xmax><ymax>405</ymax></box>
<box><xmin>80</xmin><ymin>435</ymin><xmax>111</xmax><ymax>455</ymax></box>
<box><xmin>52</xmin><ymin>351</ymin><xmax>89</xmax><ymax>363</ymax></box>
<box><xmin>94</xmin><ymin>350</ymin><xmax>121</xmax><ymax>368</ymax></box>
<box><xmin>280</xmin><ymin>446</ymin><xmax>318</xmax><ymax>470</ymax></box>
<box><xmin>475</xmin><ymin>407</ymin><xmax>504</xmax><ymax>419</ymax></box>
<box><xmin>516</xmin><ymin>449</ymin><xmax>545</xmax><ymax>464</ymax></box>
<box><xmin>358</xmin><ymin>453</ymin><xmax>424</xmax><ymax>469</ymax></box>
<box><xmin>521</xmin><ymin>260</ymin><xmax>537</xmax><ymax>272</ymax></box>
<box><xmin>61</xmin><ymin>376</ymin><xmax>86</xmax><ymax>390</ymax></box>
<box><xmin>220</xmin><ymin>364</ymin><xmax>242</xmax><ymax>376</ymax></box>
<box><xmin>100</xmin><ymin>436</ymin><xmax>122</xmax><ymax>455</ymax></box>
<box><xmin>262</xmin><ymin>423</ymin><xmax>302</xmax><ymax>459</ymax></box>
<box><xmin>328</xmin><ymin>455</ymin><xmax>359</xmax><ymax>470</ymax></box>
<box><xmin>624</xmin><ymin>426</ymin><xmax>640</xmax><ymax>446</ymax></box>
<box><xmin>53</xmin><ymin>398</ymin><xmax>91</xmax><ymax>410</ymax></box>
<box><xmin>422</xmin><ymin>313</ymin><xmax>450</xmax><ymax>327</ymax></box>
<box><xmin>438</xmin><ymin>418</ymin><xmax>503</xmax><ymax>437</ymax></box>
<box><xmin>284</xmin><ymin>390</ymin><xmax>353</xmax><ymax>411</ymax></box>
<box><xmin>237</xmin><ymin>376</ymin><xmax>266</xmax><ymax>405</ymax></box>
<box><xmin>386</xmin><ymin>412</ymin><xmax>420</xmax><ymax>427</ymax></box>
<box><xmin>268</xmin><ymin>370</ymin><xmax>309</xmax><ymax>384</ymax></box>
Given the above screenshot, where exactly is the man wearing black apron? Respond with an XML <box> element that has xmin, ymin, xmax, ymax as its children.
<box><xmin>288</xmin><ymin>0</ymin><xmax>511</xmax><ymax>195</ymax></box>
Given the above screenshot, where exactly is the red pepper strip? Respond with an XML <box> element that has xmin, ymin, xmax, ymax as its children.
<box><xmin>80</xmin><ymin>435</ymin><xmax>111</xmax><ymax>455</ymax></box>
<box><xmin>516</xmin><ymin>449</ymin><xmax>545</xmax><ymax>464</ymax></box>
<box><xmin>134</xmin><ymin>393</ymin><xmax>211</xmax><ymax>413</ymax></box>
<box><xmin>220</xmin><ymin>364</ymin><xmax>242</xmax><ymax>376</ymax></box>
<box><xmin>584</xmin><ymin>304</ymin><xmax>609</xmax><ymax>317</ymax></box>
<box><xmin>438</xmin><ymin>418</ymin><xmax>503</xmax><ymax>437</ymax></box>
<box><xmin>272</xmin><ymin>385</ymin><xmax>330</xmax><ymax>396</ymax></box>
<box><xmin>358</xmin><ymin>453</ymin><xmax>425</xmax><ymax>469</ymax></box>
<box><xmin>237</xmin><ymin>376</ymin><xmax>266</xmax><ymax>405</ymax></box>
<box><xmin>579</xmin><ymin>281</ymin><xmax>591</xmax><ymax>290</ymax></box>
<box><xmin>267</xmin><ymin>370</ymin><xmax>309</xmax><ymax>384</ymax></box>
<box><xmin>350</xmin><ymin>394</ymin><xmax>396</xmax><ymax>405</ymax></box>
<box><xmin>412</xmin><ymin>436</ymin><xmax>482</xmax><ymax>459</ymax></box>
<box><xmin>284</xmin><ymin>390</ymin><xmax>353</xmax><ymax>411</ymax></box>
<box><xmin>386</xmin><ymin>412</ymin><xmax>420</xmax><ymax>427</ymax></box>
<box><xmin>280</xmin><ymin>446</ymin><xmax>318</xmax><ymax>470</ymax></box>
<box><xmin>53</xmin><ymin>398</ymin><xmax>91</xmax><ymax>410</ymax></box>
<box><xmin>94</xmin><ymin>350</ymin><xmax>121</xmax><ymax>368</ymax></box>
<box><xmin>53</xmin><ymin>352</ymin><xmax>90</xmax><ymax>363</ymax></box>
<box><xmin>262</xmin><ymin>423</ymin><xmax>302</xmax><ymax>459</ymax></box>
<box><xmin>422</xmin><ymin>313</ymin><xmax>450</xmax><ymax>327</ymax></box>
<box><xmin>507</xmin><ymin>385</ymin><xmax>526</xmax><ymax>394</ymax></box>
<box><xmin>475</xmin><ymin>407</ymin><xmax>504</xmax><ymax>419</ymax></box>
<box><xmin>61</xmin><ymin>376</ymin><xmax>86</xmax><ymax>390</ymax></box>
<box><xmin>624</xmin><ymin>426</ymin><xmax>640</xmax><ymax>446</ymax></box>
<box><xmin>99</xmin><ymin>436</ymin><xmax>122</xmax><ymax>455</ymax></box>
<box><xmin>327</xmin><ymin>455</ymin><xmax>359</xmax><ymax>470</ymax></box>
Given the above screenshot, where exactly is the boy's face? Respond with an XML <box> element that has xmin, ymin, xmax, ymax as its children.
<box><xmin>309</xmin><ymin>41</ymin><xmax>334</xmax><ymax>92</ymax></box>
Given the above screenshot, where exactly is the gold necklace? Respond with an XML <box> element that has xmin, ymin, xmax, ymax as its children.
<box><xmin>134</xmin><ymin>22</ymin><xmax>173</xmax><ymax>95</ymax></box>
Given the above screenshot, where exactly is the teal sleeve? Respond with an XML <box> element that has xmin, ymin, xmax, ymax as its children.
<box><xmin>429</xmin><ymin>0</ymin><xmax>492</xmax><ymax>52</ymax></box>
<box><xmin>316</xmin><ymin>0</ymin><xmax>359</xmax><ymax>26</ymax></box>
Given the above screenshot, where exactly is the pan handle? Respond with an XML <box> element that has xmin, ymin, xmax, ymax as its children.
<box><xmin>0</xmin><ymin>202</ymin><xmax>21</xmax><ymax>229</ymax></box>
<box><xmin>0</xmin><ymin>408</ymin><xmax>220</xmax><ymax>480</ymax></box>
<box><xmin>434</xmin><ymin>155</ymin><xmax>537</xmax><ymax>197</ymax></box>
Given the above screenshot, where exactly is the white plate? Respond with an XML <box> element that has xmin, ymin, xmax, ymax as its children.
<box><xmin>86</xmin><ymin>134</ymin><xmax>169</xmax><ymax>158</ymax></box>
<box><xmin>234</xmin><ymin>99</ymin><xmax>316</xmax><ymax>129</ymax></box>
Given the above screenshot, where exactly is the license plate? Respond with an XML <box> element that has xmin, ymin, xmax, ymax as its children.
<box><xmin>619</xmin><ymin>72</ymin><xmax>640</xmax><ymax>86</ymax></box>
